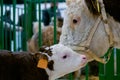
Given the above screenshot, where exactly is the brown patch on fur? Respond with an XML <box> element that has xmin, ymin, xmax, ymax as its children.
<box><xmin>27</xmin><ymin>26</ymin><xmax>61</xmax><ymax>53</ymax></box>
<box><xmin>40</xmin><ymin>54</ymin><xmax>48</xmax><ymax>61</ymax></box>
<box><xmin>42</xmin><ymin>27</ymin><xmax>61</xmax><ymax>46</ymax></box>
<box><xmin>57</xmin><ymin>17</ymin><xmax>63</xmax><ymax>28</ymax></box>
<box><xmin>27</xmin><ymin>17</ymin><xmax>63</xmax><ymax>53</ymax></box>
<box><xmin>39</xmin><ymin>47</ymin><xmax>53</xmax><ymax>56</ymax></box>
<box><xmin>48</xmin><ymin>60</ymin><xmax>54</xmax><ymax>71</ymax></box>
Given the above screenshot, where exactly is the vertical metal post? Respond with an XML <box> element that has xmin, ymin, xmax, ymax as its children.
<box><xmin>116</xmin><ymin>49</ymin><xmax>120</xmax><ymax>79</ymax></box>
<box><xmin>23</xmin><ymin>0</ymin><xmax>27</xmax><ymax>51</ymax></box>
<box><xmin>27</xmin><ymin>0</ymin><xmax>36</xmax><ymax>40</ymax></box>
<box><xmin>85</xmin><ymin>64</ymin><xmax>89</xmax><ymax>80</ymax></box>
<box><xmin>17</xmin><ymin>7</ymin><xmax>20</xmax><ymax>51</ymax></box>
<box><xmin>114</xmin><ymin>48</ymin><xmax>117</xmax><ymax>76</ymax></box>
<box><xmin>4</xmin><ymin>5</ymin><xmax>7</xmax><ymax>49</ymax></box>
<box><xmin>9</xmin><ymin>5</ymin><xmax>13</xmax><ymax>51</ymax></box>
<box><xmin>28</xmin><ymin>2</ymin><xmax>32</xmax><ymax>39</ymax></box>
<box><xmin>31</xmin><ymin>2</ymin><xmax>36</xmax><ymax>22</ymax></box>
<box><xmin>53</xmin><ymin>0</ymin><xmax>57</xmax><ymax>44</ymax></box>
<box><xmin>68</xmin><ymin>73</ymin><xmax>73</xmax><ymax>80</ymax></box>
<box><xmin>38</xmin><ymin>0</ymin><xmax>42</xmax><ymax>47</ymax></box>
<box><xmin>99</xmin><ymin>49</ymin><xmax>115</xmax><ymax>80</ymax></box>
<box><xmin>0</xmin><ymin>0</ymin><xmax>4</xmax><ymax>49</ymax></box>
<box><xmin>13</xmin><ymin>0</ymin><xmax>16</xmax><ymax>51</ymax></box>
<box><xmin>27</xmin><ymin>0</ymin><xmax>32</xmax><ymax>40</ymax></box>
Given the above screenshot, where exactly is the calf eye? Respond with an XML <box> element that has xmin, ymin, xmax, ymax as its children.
<box><xmin>62</xmin><ymin>55</ymin><xmax>68</xmax><ymax>59</ymax></box>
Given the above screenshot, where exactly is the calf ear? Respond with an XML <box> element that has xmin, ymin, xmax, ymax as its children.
<box><xmin>37</xmin><ymin>54</ymin><xmax>48</xmax><ymax>69</ymax></box>
<box><xmin>37</xmin><ymin>58</ymin><xmax>48</xmax><ymax>69</ymax></box>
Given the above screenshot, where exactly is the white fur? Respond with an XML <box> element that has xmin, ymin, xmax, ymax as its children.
<box><xmin>59</xmin><ymin>0</ymin><xmax>120</xmax><ymax>79</ymax></box>
<box><xmin>60</xmin><ymin>0</ymin><xmax>120</xmax><ymax>58</ymax></box>
<box><xmin>46</xmin><ymin>44</ymin><xmax>87</xmax><ymax>80</ymax></box>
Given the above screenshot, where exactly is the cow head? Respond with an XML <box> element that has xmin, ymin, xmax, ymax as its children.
<box><xmin>60</xmin><ymin>0</ymin><xmax>110</xmax><ymax>60</ymax></box>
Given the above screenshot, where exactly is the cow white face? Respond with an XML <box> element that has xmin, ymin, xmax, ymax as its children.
<box><xmin>60</xmin><ymin>0</ymin><xmax>110</xmax><ymax>57</ymax></box>
<box><xmin>46</xmin><ymin>44</ymin><xmax>87</xmax><ymax>80</ymax></box>
<box><xmin>60</xmin><ymin>0</ymin><xmax>96</xmax><ymax>45</ymax></box>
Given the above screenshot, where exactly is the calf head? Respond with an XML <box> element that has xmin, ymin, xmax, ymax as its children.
<box><xmin>37</xmin><ymin>44</ymin><xmax>87</xmax><ymax>80</ymax></box>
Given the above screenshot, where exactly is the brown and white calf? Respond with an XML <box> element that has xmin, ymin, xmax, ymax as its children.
<box><xmin>0</xmin><ymin>44</ymin><xmax>87</xmax><ymax>80</ymax></box>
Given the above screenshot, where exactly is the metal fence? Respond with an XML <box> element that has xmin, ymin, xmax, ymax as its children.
<box><xmin>0</xmin><ymin>0</ymin><xmax>120</xmax><ymax>80</ymax></box>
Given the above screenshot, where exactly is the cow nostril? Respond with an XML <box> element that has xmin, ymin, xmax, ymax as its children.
<box><xmin>81</xmin><ymin>55</ymin><xmax>86</xmax><ymax>60</ymax></box>
<box><xmin>83</xmin><ymin>57</ymin><xmax>86</xmax><ymax>60</ymax></box>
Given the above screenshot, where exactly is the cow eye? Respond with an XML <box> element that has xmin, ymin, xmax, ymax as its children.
<box><xmin>72</xmin><ymin>17</ymin><xmax>80</xmax><ymax>24</ymax></box>
<box><xmin>73</xmin><ymin>19</ymin><xmax>78</xmax><ymax>24</ymax></box>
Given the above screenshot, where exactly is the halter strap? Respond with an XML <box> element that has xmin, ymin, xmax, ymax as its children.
<box><xmin>68</xmin><ymin>15</ymin><xmax>102</xmax><ymax>51</ymax></box>
<box><xmin>100</xmin><ymin>0</ymin><xmax>114</xmax><ymax>47</ymax></box>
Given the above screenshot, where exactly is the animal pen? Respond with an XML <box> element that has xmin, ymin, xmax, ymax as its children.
<box><xmin>0</xmin><ymin>0</ymin><xmax>120</xmax><ymax>80</ymax></box>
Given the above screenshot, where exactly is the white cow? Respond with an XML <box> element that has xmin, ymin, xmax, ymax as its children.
<box><xmin>59</xmin><ymin>0</ymin><xmax>120</xmax><ymax>79</ymax></box>
<box><xmin>60</xmin><ymin>0</ymin><xmax>120</xmax><ymax>63</ymax></box>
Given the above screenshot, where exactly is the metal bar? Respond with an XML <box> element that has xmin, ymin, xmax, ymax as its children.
<box><xmin>13</xmin><ymin>0</ymin><xmax>16</xmax><ymax>51</ymax></box>
<box><xmin>53</xmin><ymin>0</ymin><xmax>57</xmax><ymax>44</ymax></box>
<box><xmin>68</xmin><ymin>73</ymin><xmax>73</xmax><ymax>80</ymax></box>
<box><xmin>27</xmin><ymin>0</ymin><xmax>32</xmax><ymax>40</ymax></box>
<box><xmin>38</xmin><ymin>0</ymin><xmax>42</xmax><ymax>47</ymax></box>
<box><xmin>114</xmin><ymin>48</ymin><xmax>117</xmax><ymax>76</ymax></box>
<box><xmin>23</xmin><ymin>0</ymin><xmax>27</xmax><ymax>51</ymax></box>
<box><xmin>103</xmin><ymin>56</ymin><xmax>106</xmax><ymax>75</ymax></box>
<box><xmin>85</xmin><ymin>64</ymin><xmax>89</xmax><ymax>80</ymax></box>
<box><xmin>9</xmin><ymin>5</ymin><xmax>12</xmax><ymax>51</ymax></box>
<box><xmin>4</xmin><ymin>5</ymin><xmax>8</xmax><ymax>50</ymax></box>
<box><xmin>0</xmin><ymin>0</ymin><xmax>4</xmax><ymax>49</ymax></box>
<box><xmin>17</xmin><ymin>7</ymin><xmax>20</xmax><ymax>51</ymax></box>
<box><xmin>27</xmin><ymin>1</ymin><xmax>36</xmax><ymax>40</ymax></box>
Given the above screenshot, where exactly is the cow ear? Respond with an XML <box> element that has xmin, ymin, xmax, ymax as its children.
<box><xmin>77</xmin><ymin>0</ymin><xmax>81</xmax><ymax>4</ymax></box>
<box><xmin>66</xmin><ymin>0</ymin><xmax>81</xmax><ymax>5</ymax></box>
<box><xmin>37</xmin><ymin>58</ymin><xmax>48</xmax><ymax>69</ymax></box>
<box><xmin>66</xmin><ymin>0</ymin><xmax>72</xmax><ymax>5</ymax></box>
